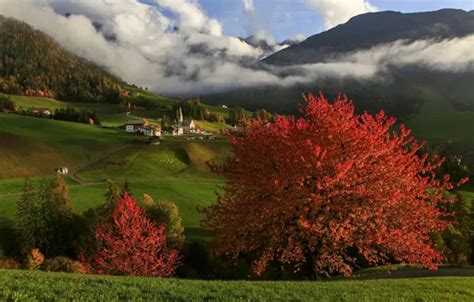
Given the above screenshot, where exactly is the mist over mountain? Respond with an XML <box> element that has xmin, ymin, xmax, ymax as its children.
<box><xmin>203</xmin><ymin>9</ymin><xmax>474</xmax><ymax>119</ymax></box>
<box><xmin>2</xmin><ymin>0</ymin><xmax>471</xmax><ymax>100</ymax></box>
<box><xmin>263</xmin><ymin>9</ymin><xmax>474</xmax><ymax>65</ymax></box>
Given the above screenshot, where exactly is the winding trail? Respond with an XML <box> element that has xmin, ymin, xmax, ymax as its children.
<box><xmin>0</xmin><ymin>144</ymin><xmax>140</xmax><ymax>197</ymax></box>
<box><xmin>68</xmin><ymin>144</ymin><xmax>138</xmax><ymax>185</ymax></box>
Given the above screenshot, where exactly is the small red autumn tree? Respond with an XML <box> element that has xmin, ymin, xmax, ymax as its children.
<box><xmin>201</xmin><ymin>92</ymin><xmax>467</xmax><ymax>278</ymax></box>
<box><xmin>82</xmin><ymin>193</ymin><xmax>180</xmax><ymax>277</ymax></box>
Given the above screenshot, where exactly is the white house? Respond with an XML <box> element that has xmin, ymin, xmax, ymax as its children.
<box><xmin>182</xmin><ymin>119</ymin><xmax>196</xmax><ymax>133</ymax></box>
<box><xmin>55</xmin><ymin>167</ymin><xmax>69</xmax><ymax>175</ymax></box>
<box><xmin>169</xmin><ymin>125</ymin><xmax>184</xmax><ymax>136</ymax></box>
<box><xmin>143</xmin><ymin>125</ymin><xmax>161</xmax><ymax>137</ymax></box>
<box><xmin>30</xmin><ymin>108</ymin><xmax>52</xmax><ymax>116</ymax></box>
<box><xmin>124</xmin><ymin>120</ymin><xmax>146</xmax><ymax>133</ymax></box>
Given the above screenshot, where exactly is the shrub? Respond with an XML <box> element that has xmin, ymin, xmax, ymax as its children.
<box><xmin>0</xmin><ymin>94</ymin><xmax>15</xmax><ymax>112</ymax></box>
<box><xmin>144</xmin><ymin>198</ymin><xmax>185</xmax><ymax>247</ymax></box>
<box><xmin>26</xmin><ymin>249</ymin><xmax>44</xmax><ymax>270</ymax></box>
<box><xmin>0</xmin><ymin>217</ymin><xmax>20</xmax><ymax>258</ymax></box>
<box><xmin>81</xmin><ymin>193</ymin><xmax>180</xmax><ymax>277</ymax></box>
<box><xmin>42</xmin><ymin>257</ymin><xmax>86</xmax><ymax>273</ymax></box>
<box><xmin>438</xmin><ymin>197</ymin><xmax>472</xmax><ymax>265</ymax></box>
<box><xmin>201</xmin><ymin>92</ymin><xmax>467</xmax><ymax>278</ymax></box>
<box><xmin>0</xmin><ymin>258</ymin><xmax>20</xmax><ymax>269</ymax></box>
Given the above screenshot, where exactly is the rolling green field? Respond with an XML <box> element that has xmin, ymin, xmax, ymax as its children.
<box><xmin>0</xmin><ymin>113</ymin><xmax>141</xmax><ymax>178</ymax></box>
<box><xmin>0</xmin><ymin>113</ymin><xmax>231</xmax><ymax>231</ymax></box>
<box><xmin>9</xmin><ymin>94</ymin><xmax>68</xmax><ymax>110</ymax></box>
<box><xmin>7</xmin><ymin>94</ymin><xmax>155</xmax><ymax>127</ymax></box>
<box><xmin>195</xmin><ymin>120</ymin><xmax>231</xmax><ymax>132</ymax></box>
<box><xmin>0</xmin><ymin>92</ymin><xmax>235</xmax><ymax>237</ymax></box>
<box><xmin>1</xmin><ymin>269</ymin><xmax>473</xmax><ymax>301</ymax></box>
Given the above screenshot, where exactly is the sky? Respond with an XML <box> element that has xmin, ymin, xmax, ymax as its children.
<box><xmin>164</xmin><ymin>0</ymin><xmax>474</xmax><ymax>41</ymax></box>
<box><xmin>1</xmin><ymin>0</ymin><xmax>472</xmax><ymax>96</ymax></box>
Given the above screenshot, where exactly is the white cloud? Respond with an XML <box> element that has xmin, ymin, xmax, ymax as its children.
<box><xmin>243</xmin><ymin>0</ymin><xmax>255</xmax><ymax>14</ymax></box>
<box><xmin>156</xmin><ymin>0</ymin><xmax>222</xmax><ymax>36</ymax></box>
<box><xmin>342</xmin><ymin>35</ymin><xmax>474</xmax><ymax>73</ymax></box>
<box><xmin>290</xmin><ymin>33</ymin><xmax>306</xmax><ymax>43</ymax></box>
<box><xmin>306</xmin><ymin>0</ymin><xmax>378</xmax><ymax>30</ymax></box>
<box><xmin>0</xmin><ymin>0</ymin><xmax>472</xmax><ymax>97</ymax></box>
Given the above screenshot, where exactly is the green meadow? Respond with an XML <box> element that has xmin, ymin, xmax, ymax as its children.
<box><xmin>407</xmin><ymin>87</ymin><xmax>474</xmax><ymax>166</ymax></box>
<box><xmin>1</xmin><ymin>269</ymin><xmax>474</xmax><ymax>301</ymax></box>
<box><xmin>0</xmin><ymin>112</ymin><xmax>230</xmax><ymax>234</ymax></box>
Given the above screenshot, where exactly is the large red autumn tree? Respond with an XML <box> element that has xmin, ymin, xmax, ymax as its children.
<box><xmin>82</xmin><ymin>193</ymin><xmax>180</xmax><ymax>277</ymax></box>
<box><xmin>201</xmin><ymin>92</ymin><xmax>467</xmax><ymax>277</ymax></box>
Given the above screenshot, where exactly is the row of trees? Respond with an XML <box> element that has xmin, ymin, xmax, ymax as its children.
<box><xmin>171</xmin><ymin>98</ymin><xmax>268</xmax><ymax>126</ymax></box>
<box><xmin>0</xmin><ymin>95</ymin><xmax>101</xmax><ymax>125</ymax></box>
<box><xmin>53</xmin><ymin>107</ymin><xmax>100</xmax><ymax>125</ymax></box>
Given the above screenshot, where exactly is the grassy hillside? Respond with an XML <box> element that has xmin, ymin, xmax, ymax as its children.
<box><xmin>1</xmin><ymin>270</ymin><xmax>474</xmax><ymax>301</ymax></box>
<box><xmin>0</xmin><ymin>113</ymin><xmax>141</xmax><ymax>178</ymax></box>
<box><xmin>0</xmin><ymin>112</ymin><xmax>230</xmax><ymax>230</ymax></box>
<box><xmin>407</xmin><ymin>88</ymin><xmax>474</xmax><ymax>155</ymax></box>
<box><xmin>7</xmin><ymin>92</ymin><xmax>234</xmax><ymax>128</ymax></box>
<box><xmin>7</xmin><ymin>94</ymin><xmax>151</xmax><ymax>127</ymax></box>
<box><xmin>9</xmin><ymin>95</ymin><xmax>67</xmax><ymax>110</ymax></box>
<box><xmin>195</xmin><ymin>120</ymin><xmax>231</xmax><ymax>132</ymax></box>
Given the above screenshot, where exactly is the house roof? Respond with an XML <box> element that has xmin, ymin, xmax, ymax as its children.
<box><xmin>125</xmin><ymin>120</ymin><xmax>145</xmax><ymax>125</ymax></box>
<box><xmin>144</xmin><ymin>125</ymin><xmax>161</xmax><ymax>130</ymax></box>
<box><xmin>182</xmin><ymin>119</ymin><xmax>194</xmax><ymax>127</ymax></box>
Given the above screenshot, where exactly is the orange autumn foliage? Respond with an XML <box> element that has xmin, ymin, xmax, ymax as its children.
<box><xmin>201</xmin><ymin>92</ymin><xmax>467</xmax><ymax>277</ymax></box>
<box><xmin>81</xmin><ymin>193</ymin><xmax>180</xmax><ymax>277</ymax></box>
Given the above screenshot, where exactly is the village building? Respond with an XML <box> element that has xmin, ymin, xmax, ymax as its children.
<box><xmin>55</xmin><ymin>167</ymin><xmax>69</xmax><ymax>175</ymax></box>
<box><xmin>143</xmin><ymin>124</ymin><xmax>161</xmax><ymax>137</ymax></box>
<box><xmin>124</xmin><ymin>120</ymin><xmax>146</xmax><ymax>133</ymax></box>
<box><xmin>169</xmin><ymin>125</ymin><xmax>184</xmax><ymax>136</ymax></box>
<box><xmin>175</xmin><ymin>107</ymin><xmax>197</xmax><ymax>134</ymax></box>
<box><xmin>182</xmin><ymin>119</ymin><xmax>196</xmax><ymax>133</ymax></box>
<box><xmin>30</xmin><ymin>108</ymin><xmax>52</xmax><ymax>116</ymax></box>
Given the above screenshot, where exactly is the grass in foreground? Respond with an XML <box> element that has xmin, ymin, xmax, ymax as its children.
<box><xmin>1</xmin><ymin>269</ymin><xmax>473</xmax><ymax>301</ymax></box>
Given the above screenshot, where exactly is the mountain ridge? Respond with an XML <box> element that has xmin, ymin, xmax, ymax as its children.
<box><xmin>263</xmin><ymin>9</ymin><xmax>474</xmax><ymax>66</ymax></box>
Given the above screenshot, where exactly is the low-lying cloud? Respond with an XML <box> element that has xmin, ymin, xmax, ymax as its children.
<box><xmin>306</xmin><ymin>0</ymin><xmax>378</xmax><ymax>30</ymax></box>
<box><xmin>0</xmin><ymin>0</ymin><xmax>473</xmax><ymax>96</ymax></box>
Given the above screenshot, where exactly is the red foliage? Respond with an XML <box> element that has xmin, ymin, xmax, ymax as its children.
<box><xmin>81</xmin><ymin>193</ymin><xmax>180</xmax><ymax>277</ymax></box>
<box><xmin>201</xmin><ymin>92</ymin><xmax>467</xmax><ymax>277</ymax></box>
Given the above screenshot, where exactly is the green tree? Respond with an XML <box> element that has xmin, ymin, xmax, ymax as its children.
<box><xmin>16</xmin><ymin>179</ymin><xmax>41</xmax><ymax>256</ymax></box>
<box><xmin>144</xmin><ymin>199</ymin><xmax>185</xmax><ymax>247</ymax></box>
<box><xmin>39</xmin><ymin>176</ymin><xmax>74</xmax><ymax>257</ymax></box>
<box><xmin>121</xmin><ymin>179</ymin><xmax>132</xmax><ymax>197</ymax></box>
<box><xmin>104</xmin><ymin>180</ymin><xmax>120</xmax><ymax>206</ymax></box>
<box><xmin>143</xmin><ymin>193</ymin><xmax>155</xmax><ymax>207</ymax></box>
<box><xmin>16</xmin><ymin>176</ymin><xmax>75</xmax><ymax>258</ymax></box>
<box><xmin>440</xmin><ymin>195</ymin><xmax>472</xmax><ymax>264</ymax></box>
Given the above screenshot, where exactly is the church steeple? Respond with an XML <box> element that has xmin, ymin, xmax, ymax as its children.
<box><xmin>178</xmin><ymin>107</ymin><xmax>184</xmax><ymax>125</ymax></box>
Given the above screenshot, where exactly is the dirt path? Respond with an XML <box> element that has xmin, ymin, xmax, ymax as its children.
<box><xmin>0</xmin><ymin>145</ymin><xmax>139</xmax><ymax>197</ymax></box>
<box><xmin>68</xmin><ymin>144</ymin><xmax>138</xmax><ymax>185</ymax></box>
